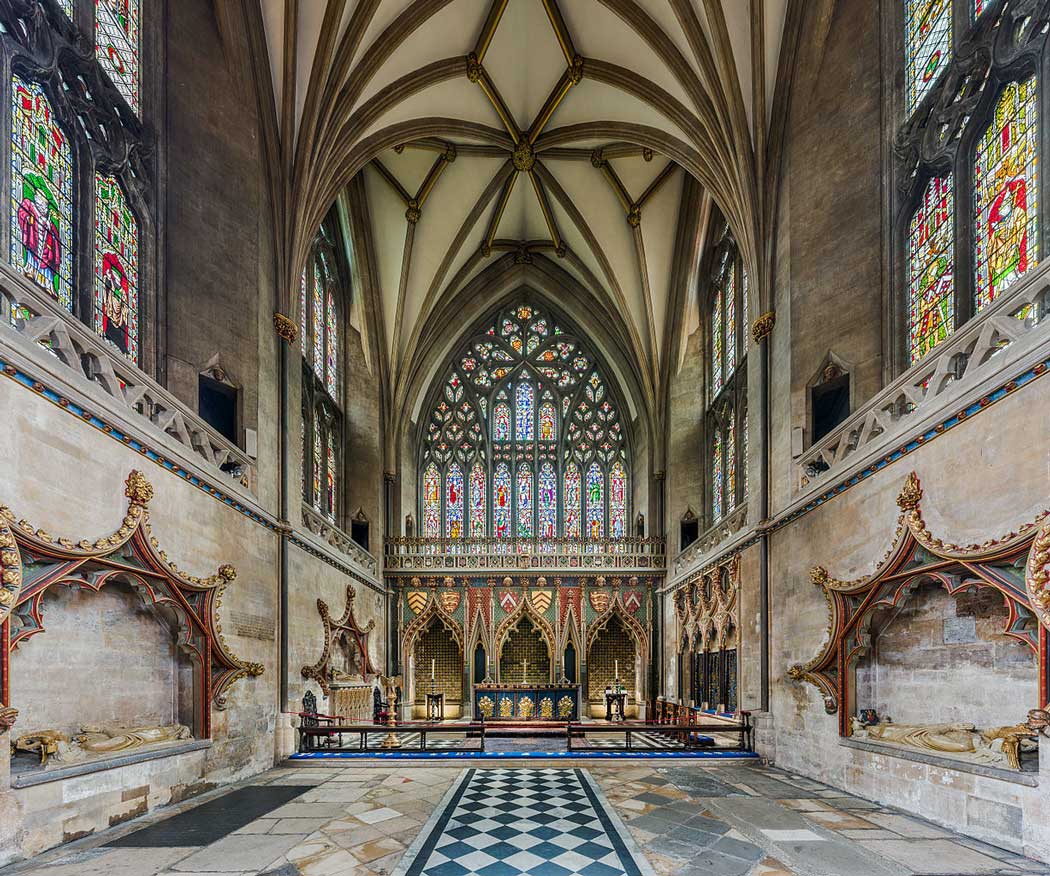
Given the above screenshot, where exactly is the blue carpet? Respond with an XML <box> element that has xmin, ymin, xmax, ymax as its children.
<box><xmin>289</xmin><ymin>749</ymin><xmax>758</xmax><ymax>760</ymax></box>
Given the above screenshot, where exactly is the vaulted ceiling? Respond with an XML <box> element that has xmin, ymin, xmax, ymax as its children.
<box><xmin>248</xmin><ymin>0</ymin><xmax>801</xmax><ymax>440</ymax></box>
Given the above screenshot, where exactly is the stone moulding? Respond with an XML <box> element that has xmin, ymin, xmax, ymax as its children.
<box><xmin>789</xmin><ymin>471</ymin><xmax>1050</xmax><ymax>734</ymax></box>
<box><xmin>0</xmin><ymin>471</ymin><xmax>264</xmax><ymax>735</ymax></box>
<box><xmin>675</xmin><ymin>555</ymin><xmax>740</xmax><ymax>654</ymax></box>
<box><xmin>301</xmin><ymin>584</ymin><xmax>380</xmax><ymax>697</ymax></box>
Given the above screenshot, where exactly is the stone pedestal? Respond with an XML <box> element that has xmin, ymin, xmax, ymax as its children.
<box><xmin>275</xmin><ymin>712</ymin><xmax>297</xmax><ymax>761</ymax></box>
<box><xmin>751</xmin><ymin>710</ymin><xmax>776</xmax><ymax>762</ymax></box>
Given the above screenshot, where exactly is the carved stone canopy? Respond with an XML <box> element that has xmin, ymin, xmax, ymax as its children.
<box><xmin>301</xmin><ymin>584</ymin><xmax>379</xmax><ymax>697</ymax></box>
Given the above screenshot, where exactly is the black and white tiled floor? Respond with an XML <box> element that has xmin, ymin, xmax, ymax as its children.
<box><xmin>393</xmin><ymin>767</ymin><xmax>653</xmax><ymax>876</ymax></box>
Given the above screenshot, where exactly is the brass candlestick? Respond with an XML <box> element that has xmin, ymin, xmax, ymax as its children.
<box><xmin>379</xmin><ymin>674</ymin><xmax>403</xmax><ymax>749</ymax></box>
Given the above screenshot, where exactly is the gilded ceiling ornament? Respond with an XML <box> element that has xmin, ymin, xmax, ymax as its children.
<box><xmin>555</xmin><ymin>242</ymin><xmax>567</xmax><ymax>258</ymax></box>
<box><xmin>443</xmin><ymin>143</ymin><xmax>458</xmax><ymax>163</ymax></box>
<box><xmin>393</xmin><ymin>143</ymin><xmax>405</xmax><ymax>154</ymax></box>
<box><xmin>512</xmin><ymin>140</ymin><xmax>536</xmax><ymax>172</ymax></box>
<box><xmin>272</xmin><ymin>312</ymin><xmax>298</xmax><ymax>344</ymax></box>
<box><xmin>750</xmin><ymin>310</ymin><xmax>776</xmax><ymax>343</ymax></box>
<box><xmin>627</xmin><ymin>205</ymin><xmax>641</xmax><ymax>227</ymax></box>
<box><xmin>896</xmin><ymin>471</ymin><xmax>923</xmax><ymax>511</ymax></box>
<box><xmin>465</xmin><ymin>52</ymin><xmax>482</xmax><ymax>83</ymax></box>
<box><xmin>642</xmin><ymin>147</ymin><xmax>653</xmax><ymax>162</ymax></box>
<box><xmin>569</xmin><ymin>55</ymin><xmax>584</xmax><ymax>84</ymax></box>
<box><xmin>589</xmin><ymin>148</ymin><xmax>605</xmax><ymax>168</ymax></box>
<box><xmin>405</xmin><ymin>200</ymin><xmax>421</xmax><ymax>224</ymax></box>
<box><xmin>124</xmin><ymin>469</ymin><xmax>154</xmax><ymax>505</ymax></box>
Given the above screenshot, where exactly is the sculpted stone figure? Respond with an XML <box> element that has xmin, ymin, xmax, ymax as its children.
<box><xmin>850</xmin><ymin>717</ymin><xmax>1036</xmax><ymax>770</ymax></box>
<box><xmin>15</xmin><ymin>723</ymin><xmax>192</xmax><ymax>767</ymax></box>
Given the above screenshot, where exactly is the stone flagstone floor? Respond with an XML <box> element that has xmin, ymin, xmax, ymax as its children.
<box><xmin>2</xmin><ymin>760</ymin><xmax>1049</xmax><ymax>876</ymax></box>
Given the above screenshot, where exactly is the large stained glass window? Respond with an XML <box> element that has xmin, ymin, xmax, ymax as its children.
<box><xmin>725</xmin><ymin>263</ymin><xmax>737</xmax><ymax>378</ymax></box>
<box><xmin>96</xmin><ymin>0</ymin><xmax>141</xmax><ymax>114</ymax></box>
<box><xmin>586</xmin><ymin>463</ymin><xmax>604</xmax><ymax>538</ymax></box>
<box><xmin>325</xmin><ymin>288</ymin><xmax>338</xmax><ymax>398</ymax></box>
<box><xmin>609</xmin><ymin>461</ymin><xmax>626</xmax><ymax>538</ymax></box>
<box><xmin>908</xmin><ymin>175</ymin><xmax>955</xmax><ymax>360</ymax></box>
<box><xmin>300</xmin><ymin>268</ymin><xmax>308</xmax><ymax>356</ymax></box>
<box><xmin>515</xmin><ymin>382</ymin><xmax>534</xmax><ymax>440</ymax></box>
<box><xmin>493</xmin><ymin>463</ymin><xmax>511</xmax><ymax>538</ymax></box>
<box><xmin>11</xmin><ymin>76</ymin><xmax>74</xmax><ymax>311</ymax></box>
<box><xmin>94</xmin><ymin>174</ymin><xmax>138</xmax><ymax>360</ymax></box>
<box><xmin>725</xmin><ymin>414</ymin><xmax>737</xmax><ymax>514</ymax></box>
<box><xmin>57</xmin><ymin>0</ymin><xmax>74</xmax><ymax>16</ymax></box>
<box><xmin>446</xmin><ymin>463</ymin><xmax>464</xmax><ymax>538</ymax></box>
<box><xmin>326</xmin><ymin>426</ymin><xmax>337</xmax><ymax>518</ymax></box>
<box><xmin>423</xmin><ymin>463</ymin><xmax>440</xmax><ymax>538</ymax></box>
<box><xmin>906</xmin><ymin>0</ymin><xmax>951</xmax><ymax>115</ymax></box>
<box><xmin>711</xmin><ymin>286</ymin><xmax>724</xmax><ymax>396</ymax></box>
<box><xmin>312</xmin><ymin>261</ymin><xmax>324</xmax><ymax>381</ymax></box>
<box><xmin>538</xmin><ymin>462</ymin><xmax>557</xmax><ymax>538</ymax></box>
<box><xmin>469</xmin><ymin>461</ymin><xmax>486</xmax><ymax>536</ymax></box>
<box><xmin>973</xmin><ymin>77</ymin><xmax>1038</xmax><ymax>312</ymax></box>
<box><xmin>516</xmin><ymin>463</ymin><xmax>534</xmax><ymax>537</ymax></box>
<box><xmin>564</xmin><ymin>462</ymin><xmax>581</xmax><ymax>538</ymax></box>
<box><xmin>313</xmin><ymin>410</ymin><xmax>322</xmax><ymax>511</ymax></box>
<box><xmin>420</xmin><ymin>302</ymin><xmax>629</xmax><ymax>539</ymax></box>
<box><xmin>712</xmin><ymin>428</ymin><xmax>724</xmax><ymax>522</ymax></box>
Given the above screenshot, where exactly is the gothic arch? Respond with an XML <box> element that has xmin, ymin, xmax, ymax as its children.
<box><xmin>586</xmin><ymin>595</ymin><xmax>649</xmax><ymax>662</ymax></box>
<box><xmin>402</xmin><ymin>592</ymin><xmax>464</xmax><ymax>659</ymax></box>
<box><xmin>494</xmin><ymin>589</ymin><xmax>557</xmax><ymax>669</ymax></box>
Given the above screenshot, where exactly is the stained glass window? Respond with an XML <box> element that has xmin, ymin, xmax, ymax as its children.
<box><xmin>494</xmin><ymin>402</ymin><xmax>511</xmax><ymax>441</ymax></box>
<box><xmin>742</xmin><ymin>408</ymin><xmax>749</xmax><ymax>501</ymax></box>
<box><xmin>516</xmin><ymin>463</ymin><xmax>534</xmax><ymax>537</ymax></box>
<box><xmin>712</xmin><ymin>428</ymin><xmax>724</xmax><ymax>522</ymax></box>
<box><xmin>313</xmin><ymin>410</ymin><xmax>322</xmax><ymax>510</ymax></box>
<box><xmin>538</xmin><ymin>462</ymin><xmax>557</xmax><ymax>538</ymax></box>
<box><xmin>94</xmin><ymin>174</ymin><xmax>139</xmax><ymax>360</ymax></box>
<box><xmin>711</xmin><ymin>287</ymin><xmax>723</xmax><ymax>395</ymax></box>
<box><xmin>11</xmin><ymin>76</ymin><xmax>74</xmax><ymax>311</ymax></box>
<box><xmin>974</xmin><ymin>0</ymin><xmax>986</xmax><ymax>17</ymax></box>
<box><xmin>312</xmin><ymin>261</ymin><xmax>324</xmax><ymax>381</ymax></box>
<box><xmin>423</xmin><ymin>463</ymin><xmax>440</xmax><ymax>538</ymax></box>
<box><xmin>564</xmin><ymin>462</ymin><xmax>581</xmax><ymax>538</ymax></box>
<box><xmin>906</xmin><ymin>0</ymin><xmax>951</xmax><ymax>115</ymax></box>
<box><xmin>326</xmin><ymin>426</ymin><xmax>336</xmax><ymax>518</ymax></box>
<box><xmin>725</xmin><ymin>263</ymin><xmax>737</xmax><ymax>378</ymax></box>
<box><xmin>726</xmin><ymin>414</ymin><xmax>737</xmax><ymax>513</ymax></box>
<box><xmin>325</xmin><ymin>288</ymin><xmax>338</xmax><ymax>397</ymax></box>
<box><xmin>300</xmin><ymin>415</ymin><xmax>307</xmax><ymax>498</ymax></box>
<box><xmin>586</xmin><ymin>463</ymin><xmax>604</xmax><ymax>538</ymax></box>
<box><xmin>446</xmin><ymin>463</ymin><xmax>464</xmax><ymax>538</ymax></box>
<box><xmin>539</xmin><ymin>401</ymin><xmax>557</xmax><ymax>441</ymax></box>
<box><xmin>973</xmin><ymin>77</ymin><xmax>1038</xmax><ymax>312</ymax></box>
<box><xmin>469</xmin><ymin>461</ymin><xmax>486</xmax><ymax>537</ymax></box>
<box><xmin>609</xmin><ymin>462</ymin><xmax>626</xmax><ymax>538</ymax></box>
<box><xmin>515</xmin><ymin>382</ymin><xmax>534</xmax><ymax>440</ymax></box>
<box><xmin>741</xmin><ymin>270</ymin><xmax>750</xmax><ymax>343</ymax></box>
<box><xmin>493</xmin><ymin>463</ymin><xmax>511</xmax><ymax>538</ymax></box>
<box><xmin>300</xmin><ymin>268</ymin><xmax>308</xmax><ymax>356</ymax></box>
<box><xmin>908</xmin><ymin>175</ymin><xmax>955</xmax><ymax>360</ymax></box>
<box><xmin>96</xmin><ymin>0</ymin><xmax>141</xmax><ymax>114</ymax></box>
<box><xmin>58</xmin><ymin>0</ymin><xmax>74</xmax><ymax>16</ymax></box>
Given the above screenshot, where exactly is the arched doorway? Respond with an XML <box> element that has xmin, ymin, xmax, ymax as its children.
<box><xmin>498</xmin><ymin>619</ymin><xmax>551</xmax><ymax>684</ymax></box>
<box><xmin>412</xmin><ymin>618</ymin><xmax>464</xmax><ymax>718</ymax></box>
<box><xmin>564</xmin><ymin>641</ymin><xmax>577</xmax><ymax>684</ymax></box>
<box><xmin>473</xmin><ymin>642</ymin><xmax>487</xmax><ymax>686</ymax></box>
<box><xmin>586</xmin><ymin>615</ymin><xmax>640</xmax><ymax>718</ymax></box>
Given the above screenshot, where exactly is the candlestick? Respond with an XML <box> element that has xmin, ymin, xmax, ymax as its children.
<box><xmin>523</xmin><ymin>659</ymin><xmax>528</xmax><ymax>683</ymax></box>
<box><xmin>615</xmin><ymin>658</ymin><xmax>619</xmax><ymax>680</ymax></box>
<box><xmin>431</xmin><ymin>658</ymin><xmax>435</xmax><ymax>680</ymax></box>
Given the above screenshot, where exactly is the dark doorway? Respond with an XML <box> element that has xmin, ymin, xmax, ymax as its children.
<box><xmin>473</xmin><ymin>642</ymin><xmax>487</xmax><ymax>684</ymax></box>
<box><xmin>812</xmin><ymin>372</ymin><xmax>850</xmax><ymax>442</ymax></box>
<box><xmin>564</xmin><ymin>642</ymin><xmax>577</xmax><ymax>683</ymax></box>
<box><xmin>199</xmin><ymin>374</ymin><xmax>238</xmax><ymax>444</ymax></box>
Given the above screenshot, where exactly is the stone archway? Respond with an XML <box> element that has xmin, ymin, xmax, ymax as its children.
<box><xmin>586</xmin><ymin>614</ymin><xmax>640</xmax><ymax>718</ymax></box>
<box><xmin>411</xmin><ymin>617</ymin><xmax>464</xmax><ymax>719</ymax></box>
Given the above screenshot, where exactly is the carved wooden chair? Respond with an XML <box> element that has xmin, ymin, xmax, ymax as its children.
<box><xmin>372</xmin><ymin>685</ymin><xmax>402</xmax><ymax>724</ymax></box>
<box><xmin>296</xmin><ymin>690</ymin><xmax>344</xmax><ymax>752</ymax></box>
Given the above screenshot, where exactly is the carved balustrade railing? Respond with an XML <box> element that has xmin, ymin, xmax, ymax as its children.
<box><xmin>301</xmin><ymin>504</ymin><xmax>378</xmax><ymax>575</ymax></box>
<box><xmin>0</xmin><ymin>267</ymin><xmax>255</xmax><ymax>493</ymax></box>
<box><xmin>671</xmin><ymin>505</ymin><xmax>749</xmax><ymax>578</ymax></box>
<box><xmin>384</xmin><ymin>536</ymin><xmax>666</xmax><ymax>572</ymax></box>
<box><xmin>795</xmin><ymin>263</ymin><xmax>1050</xmax><ymax>498</ymax></box>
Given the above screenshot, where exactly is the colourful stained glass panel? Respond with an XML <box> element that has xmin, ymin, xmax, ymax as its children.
<box><xmin>538</xmin><ymin>462</ymin><xmax>557</xmax><ymax>538</ymax></box>
<box><xmin>712</xmin><ymin>428</ymin><xmax>723</xmax><ymax>522</ymax></box>
<box><xmin>725</xmin><ymin>263</ymin><xmax>737</xmax><ymax>378</ymax></box>
<box><xmin>326</xmin><ymin>427</ymin><xmax>336</xmax><ymax>518</ymax></box>
<box><xmin>325</xmin><ymin>288</ymin><xmax>338</xmax><ymax>397</ymax></box>
<box><xmin>58</xmin><ymin>1</ymin><xmax>73</xmax><ymax>16</ymax></box>
<box><xmin>312</xmin><ymin>261</ymin><xmax>324</xmax><ymax>381</ymax></box>
<box><xmin>516</xmin><ymin>464</ymin><xmax>534</xmax><ymax>537</ymax></box>
<box><xmin>469</xmin><ymin>461</ymin><xmax>486</xmax><ymax>537</ymax></box>
<box><xmin>974</xmin><ymin>77</ymin><xmax>1039</xmax><ymax>311</ymax></box>
<box><xmin>609</xmin><ymin>461</ymin><xmax>626</xmax><ymax>539</ymax></box>
<box><xmin>493</xmin><ymin>463</ymin><xmax>511</xmax><ymax>538</ymax></box>
<box><xmin>494</xmin><ymin>402</ymin><xmax>510</xmax><ymax>441</ymax></box>
<box><xmin>96</xmin><ymin>0</ymin><xmax>140</xmax><ymax>113</ymax></box>
<box><xmin>94</xmin><ymin>174</ymin><xmax>139</xmax><ymax>360</ymax></box>
<box><xmin>446</xmin><ymin>463</ymin><xmax>464</xmax><ymax>538</ymax></box>
<box><xmin>906</xmin><ymin>0</ymin><xmax>951</xmax><ymax>115</ymax></box>
<box><xmin>300</xmin><ymin>268</ymin><xmax>307</xmax><ymax>356</ymax></box>
<box><xmin>586</xmin><ymin>463</ymin><xmax>604</xmax><ymax>538</ymax></box>
<box><xmin>11</xmin><ymin>76</ymin><xmax>74</xmax><ymax>311</ymax></box>
<box><xmin>515</xmin><ymin>382</ymin><xmax>534</xmax><ymax>440</ymax></box>
<box><xmin>564</xmin><ymin>463</ymin><xmax>581</xmax><ymax>538</ymax></box>
<box><xmin>313</xmin><ymin>411</ymin><xmax>322</xmax><ymax>510</ymax></box>
<box><xmin>539</xmin><ymin>401</ymin><xmax>557</xmax><ymax>441</ymax></box>
<box><xmin>423</xmin><ymin>463</ymin><xmax>440</xmax><ymax>538</ymax></box>
<box><xmin>908</xmin><ymin>175</ymin><xmax>955</xmax><ymax>360</ymax></box>
<box><xmin>711</xmin><ymin>287</ymin><xmax>723</xmax><ymax>396</ymax></box>
<box><xmin>726</xmin><ymin>416</ymin><xmax>737</xmax><ymax>513</ymax></box>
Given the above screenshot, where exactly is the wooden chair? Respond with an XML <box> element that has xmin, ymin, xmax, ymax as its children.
<box><xmin>296</xmin><ymin>690</ymin><xmax>344</xmax><ymax>752</ymax></box>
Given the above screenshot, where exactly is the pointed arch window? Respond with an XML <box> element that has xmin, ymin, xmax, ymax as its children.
<box><xmin>704</xmin><ymin>220</ymin><xmax>748</xmax><ymax>525</ymax></box>
<box><xmin>423</xmin><ymin>463</ymin><xmax>440</xmax><ymax>538</ymax></box>
<box><xmin>897</xmin><ymin>4</ymin><xmax>1044</xmax><ymax>368</ymax></box>
<box><xmin>446</xmin><ymin>462</ymin><xmax>464</xmax><ymax>539</ymax></box>
<box><xmin>609</xmin><ymin>461</ymin><xmax>627</xmax><ymax>538</ymax></box>
<box><xmin>419</xmin><ymin>302</ymin><xmax>630</xmax><ymax>539</ymax></box>
<box><xmin>11</xmin><ymin>76</ymin><xmax>74</xmax><ymax>312</ymax></box>
<box><xmin>94</xmin><ymin>174</ymin><xmax>139</xmax><ymax>360</ymax></box>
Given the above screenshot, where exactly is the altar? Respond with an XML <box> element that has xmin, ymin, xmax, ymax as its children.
<box><xmin>473</xmin><ymin>684</ymin><xmax>580</xmax><ymax>720</ymax></box>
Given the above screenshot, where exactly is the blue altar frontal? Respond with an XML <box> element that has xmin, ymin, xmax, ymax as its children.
<box><xmin>473</xmin><ymin>684</ymin><xmax>580</xmax><ymax>720</ymax></box>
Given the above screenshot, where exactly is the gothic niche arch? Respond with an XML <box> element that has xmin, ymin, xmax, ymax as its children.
<box><xmin>416</xmin><ymin>300</ymin><xmax>631</xmax><ymax>541</ymax></box>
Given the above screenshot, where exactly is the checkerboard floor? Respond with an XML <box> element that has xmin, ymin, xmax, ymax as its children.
<box><xmin>363</xmin><ymin>732</ymin><xmax>464</xmax><ymax>749</ymax></box>
<box><xmin>582</xmin><ymin>731</ymin><xmax>686</xmax><ymax>749</ymax></box>
<box><xmin>395</xmin><ymin>767</ymin><xmax>652</xmax><ymax>876</ymax></box>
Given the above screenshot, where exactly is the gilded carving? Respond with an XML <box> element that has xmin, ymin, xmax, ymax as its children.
<box><xmin>272</xmin><ymin>311</ymin><xmax>298</xmax><ymax>344</ymax></box>
<box><xmin>750</xmin><ymin>310</ymin><xmax>776</xmax><ymax>343</ymax></box>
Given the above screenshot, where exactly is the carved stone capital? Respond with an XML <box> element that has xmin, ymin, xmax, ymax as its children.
<box><xmin>751</xmin><ymin>310</ymin><xmax>776</xmax><ymax>343</ymax></box>
<box><xmin>273</xmin><ymin>312</ymin><xmax>298</xmax><ymax>344</ymax></box>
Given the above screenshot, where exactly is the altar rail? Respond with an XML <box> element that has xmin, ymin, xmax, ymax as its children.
<box><xmin>794</xmin><ymin>262</ymin><xmax>1050</xmax><ymax>500</ymax></box>
<box><xmin>384</xmin><ymin>536</ymin><xmax>666</xmax><ymax>572</ymax></box>
<box><xmin>0</xmin><ymin>267</ymin><xmax>255</xmax><ymax>493</ymax></box>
